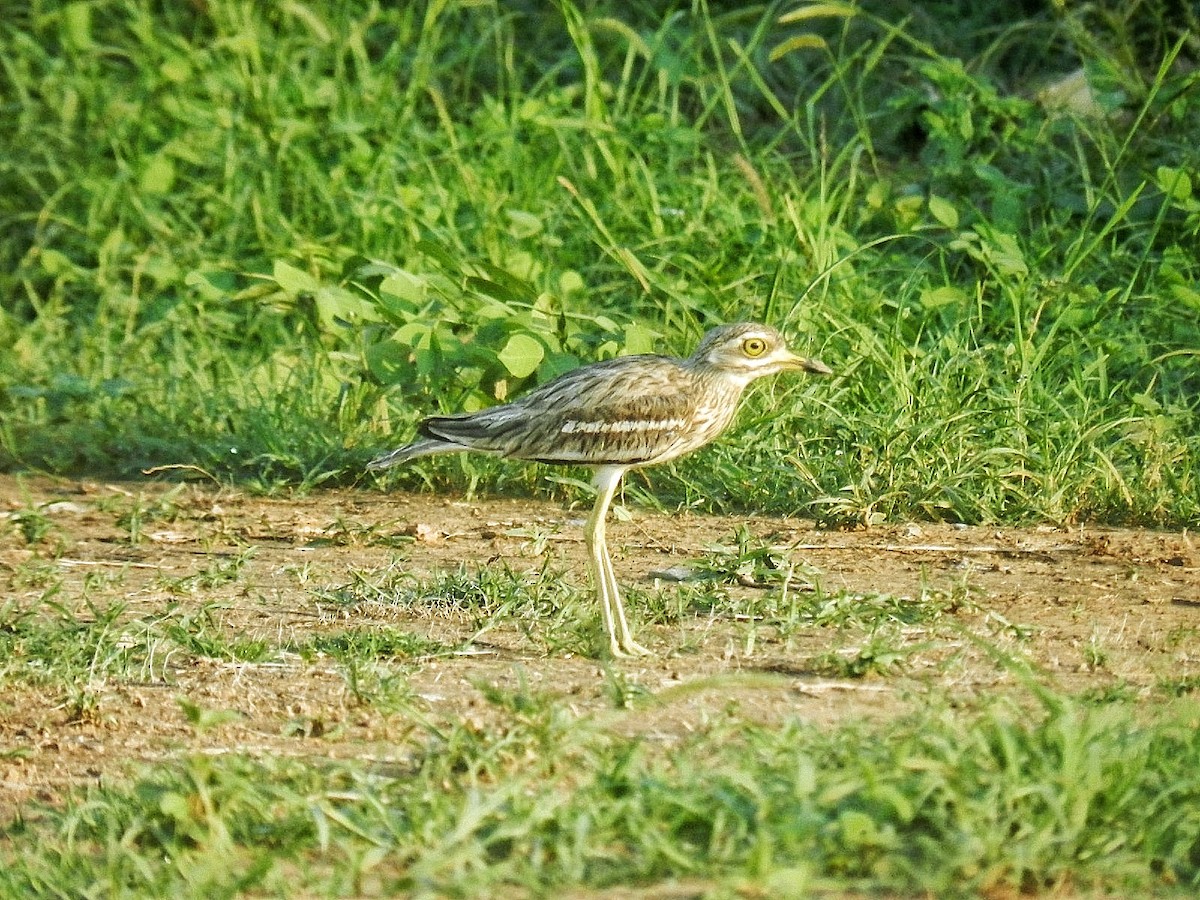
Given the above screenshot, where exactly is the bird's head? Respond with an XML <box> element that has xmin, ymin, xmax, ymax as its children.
<box><xmin>687</xmin><ymin>323</ymin><xmax>833</xmax><ymax>382</ymax></box>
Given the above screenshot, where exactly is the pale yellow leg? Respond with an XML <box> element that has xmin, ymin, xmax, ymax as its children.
<box><xmin>598</xmin><ymin>521</ymin><xmax>649</xmax><ymax>656</ymax></box>
<box><xmin>587</xmin><ymin>467</ymin><xmax>651</xmax><ymax>657</ymax></box>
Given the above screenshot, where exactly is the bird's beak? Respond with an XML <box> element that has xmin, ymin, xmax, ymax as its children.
<box><xmin>783</xmin><ymin>352</ymin><xmax>833</xmax><ymax>375</ymax></box>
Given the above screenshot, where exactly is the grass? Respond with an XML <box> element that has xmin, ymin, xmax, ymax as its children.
<box><xmin>3</xmin><ymin>1</ymin><xmax>1200</xmax><ymax>895</ymax></box>
<box><xmin>1</xmin><ymin>0</ymin><xmax>1197</xmax><ymax>524</ymax></box>
<box><xmin>3</xmin><ymin>688</ymin><xmax>1199</xmax><ymax>896</ymax></box>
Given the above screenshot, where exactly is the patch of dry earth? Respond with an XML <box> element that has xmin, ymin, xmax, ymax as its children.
<box><xmin>1</xmin><ymin>474</ymin><xmax>1198</xmax><ymax>821</ymax></box>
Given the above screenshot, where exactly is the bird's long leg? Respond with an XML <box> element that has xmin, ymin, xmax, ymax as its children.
<box><xmin>587</xmin><ymin>467</ymin><xmax>625</xmax><ymax>656</ymax></box>
<box><xmin>587</xmin><ymin>466</ymin><xmax>651</xmax><ymax>657</ymax></box>
<box><xmin>600</xmin><ymin>533</ymin><xmax>651</xmax><ymax>656</ymax></box>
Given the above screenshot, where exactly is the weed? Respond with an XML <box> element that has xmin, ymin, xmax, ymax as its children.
<box><xmin>8</xmin><ymin>507</ymin><xmax>55</xmax><ymax>546</ymax></box>
<box><xmin>601</xmin><ymin>666</ymin><xmax>651</xmax><ymax>710</ymax></box>
<box><xmin>315</xmin><ymin>516</ymin><xmax>412</xmax><ymax>548</ymax></box>
<box><xmin>177</xmin><ymin>697</ymin><xmax>243</xmax><ymax>734</ymax></box>
<box><xmin>0</xmin><ymin>596</ymin><xmax>157</xmax><ymax>710</ymax></box>
<box><xmin>1156</xmin><ymin>675</ymin><xmax>1200</xmax><ymax>698</ymax></box>
<box><xmin>302</xmin><ymin>628</ymin><xmax>445</xmax><ymax>662</ymax></box>
<box><xmin>156</xmin><ymin>603</ymin><xmax>273</xmax><ymax>663</ymax></box>
<box><xmin>1079</xmin><ymin>680</ymin><xmax>1142</xmax><ymax>705</ymax></box>
<box><xmin>105</xmin><ymin>487</ymin><xmax>185</xmax><ymax>546</ymax></box>
<box><xmin>697</xmin><ymin>524</ymin><xmax>822</xmax><ymax>589</ymax></box>
<box><xmin>332</xmin><ymin>653</ymin><xmax>420</xmax><ymax>713</ymax></box>
<box><xmin>807</xmin><ymin>629</ymin><xmax>920</xmax><ymax>678</ymax></box>
<box><xmin>162</xmin><ymin>548</ymin><xmax>256</xmax><ymax>594</ymax></box>
<box><xmin>1083</xmin><ymin>635</ymin><xmax>1111</xmax><ymax>671</ymax></box>
<box><xmin>316</xmin><ymin>561</ymin><xmax>594</xmax><ymax>654</ymax></box>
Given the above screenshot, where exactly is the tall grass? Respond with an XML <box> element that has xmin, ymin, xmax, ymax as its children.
<box><xmin>2</xmin><ymin>0</ymin><xmax>1197</xmax><ymax>523</ymax></box>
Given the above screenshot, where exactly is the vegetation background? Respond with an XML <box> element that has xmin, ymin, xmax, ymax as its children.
<box><xmin>3</xmin><ymin>1</ymin><xmax>1200</xmax><ymax>896</ymax></box>
<box><xmin>3</xmin><ymin>0</ymin><xmax>1198</xmax><ymax>526</ymax></box>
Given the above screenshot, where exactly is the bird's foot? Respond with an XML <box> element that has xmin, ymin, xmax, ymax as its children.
<box><xmin>610</xmin><ymin>637</ymin><xmax>653</xmax><ymax>658</ymax></box>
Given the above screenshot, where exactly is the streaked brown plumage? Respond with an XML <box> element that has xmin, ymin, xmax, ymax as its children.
<box><xmin>370</xmin><ymin>322</ymin><xmax>832</xmax><ymax>656</ymax></box>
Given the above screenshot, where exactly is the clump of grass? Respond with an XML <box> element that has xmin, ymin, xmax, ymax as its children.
<box><xmin>3</xmin><ymin>690</ymin><xmax>1199</xmax><ymax>896</ymax></box>
<box><xmin>161</xmin><ymin>549</ymin><xmax>256</xmax><ymax>594</ymax></box>
<box><xmin>155</xmin><ymin>603</ymin><xmax>274</xmax><ymax>663</ymax></box>
<box><xmin>299</xmin><ymin>627</ymin><xmax>445</xmax><ymax>662</ymax></box>
<box><xmin>313</xmin><ymin>561</ymin><xmax>596</xmax><ymax>654</ymax></box>
<box><xmin>805</xmin><ymin>629</ymin><xmax>923</xmax><ymax>678</ymax></box>
<box><xmin>0</xmin><ymin>598</ymin><xmax>136</xmax><ymax>686</ymax></box>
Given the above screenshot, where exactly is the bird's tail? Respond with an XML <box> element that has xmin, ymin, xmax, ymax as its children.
<box><xmin>367</xmin><ymin>438</ymin><xmax>464</xmax><ymax>470</ymax></box>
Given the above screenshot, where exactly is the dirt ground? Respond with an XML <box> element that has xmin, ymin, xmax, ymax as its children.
<box><xmin>1</xmin><ymin>473</ymin><xmax>1198</xmax><ymax>823</ymax></box>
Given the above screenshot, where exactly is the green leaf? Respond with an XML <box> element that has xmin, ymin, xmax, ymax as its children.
<box><xmin>919</xmin><ymin>285</ymin><xmax>968</xmax><ymax>309</ymax></box>
<box><xmin>865</xmin><ymin>180</ymin><xmax>888</xmax><ymax>210</ymax></box>
<box><xmin>981</xmin><ymin>230</ymin><xmax>1028</xmax><ymax>278</ymax></box>
<box><xmin>539</xmin><ymin>352</ymin><xmax>582</xmax><ymax>381</ymax></box>
<box><xmin>467</xmin><ymin>277</ymin><xmax>521</xmax><ymax>306</ymax></box>
<box><xmin>559</xmin><ymin>270</ymin><xmax>585</xmax><ymax>295</ymax></box>
<box><xmin>273</xmin><ymin>260</ymin><xmax>319</xmax><ymax>295</ymax></box>
<box><xmin>39</xmin><ymin>249</ymin><xmax>76</xmax><ymax>277</ymax></box>
<box><xmin>497</xmin><ymin>333</ymin><xmax>545</xmax><ymax>379</ymax></box>
<box><xmin>381</xmin><ymin>271</ymin><xmax>425</xmax><ymax>300</ymax></box>
<box><xmin>505</xmin><ymin>209</ymin><xmax>543</xmax><ymax>239</ymax></box>
<box><xmin>315</xmin><ymin>286</ymin><xmax>374</xmax><ymax>328</ymax></box>
<box><xmin>185</xmin><ymin>269</ymin><xmax>238</xmax><ymax>300</ymax></box>
<box><xmin>1156</xmin><ymin>166</ymin><xmax>1194</xmax><ymax>204</ymax></box>
<box><xmin>178</xmin><ymin>696</ymin><xmax>242</xmax><ymax>732</ymax></box>
<box><xmin>958</xmin><ymin>227</ymin><xmax>1028</xmax><ymax>278</ymax></box>
<box><xmin>413</xmin><ymin>344</ymin><xmax>443</xmax><ymax>379</ymax></box>
<box><xmin>378</xmin><ymin>270</ymin><xmax>427</xmax><ymax>306</ymax></box>
<box><xmin>623</xmin><ymin>321</ymin><xmax>660</xmax><ymax>355</ymax></box>
<box><xmin>157</xmin><ymin>791</ymin><xmax>192</xmax><ymax>823</ymax></box>
<box><xmin>364</xmin><ymin>339</ymin><xmax>413</xmax><ymax>383</ymax></box>
<box><xmin>1169</xmin><ymin>282</ymin><xmax>1200</xmax><ymax>312</ymax></box>
<box><xmin>927</xmin><ymin>194</ymin><xmax>959</xmax><ymax>229</ymax></box>
<box><xmin>159</xmin><ymin>55</ymin><xmax>192</xmax><ymax>83</ymax></box>
<box><xmin>505</xmin><ymin>249</ymin><xmax>540</xmax><ymax>281</ymax></box>
<box><xmin>415</xmin><ymin>239</ymin><xmax>460</xmax><ymax>273</ymax></box>
<box><xmin>394</xmin><ymin>321</ymin><xmax>434</xmax><ymax>349</ymax></box>
<box><xmin>475</xmin><ymin>261</ymin><xmax>536</xmax><ymax>302</ymax></box>
<box><xmin>139</xmin><ymin>153</ymin><xmax>176</xmax><ymax>195</ymax></box>
<box><xmin>62</xmin><ymin>2</ymin><xmax>93</xmax><ymax>50</ymax></box>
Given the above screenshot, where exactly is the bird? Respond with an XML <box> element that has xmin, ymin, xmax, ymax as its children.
<box><xmin>368</xmin><ymin>322</ymin><xmax>833</xmax><ymax>657</ymax></box>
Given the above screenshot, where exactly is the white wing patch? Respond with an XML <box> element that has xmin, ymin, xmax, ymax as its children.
<box><xmin>561</xmin><ymin>418</ymin><xmax>688</xmax><ymax>435</ymax></box>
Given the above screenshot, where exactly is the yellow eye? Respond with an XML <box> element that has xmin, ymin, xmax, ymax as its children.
<box><xmin>742</xmin><ymin>337</ymin><xmax>768</xmax><ymax>357</ymax></box>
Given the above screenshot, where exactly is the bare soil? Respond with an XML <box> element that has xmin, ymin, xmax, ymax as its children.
<box><xmin>2</xmin><ymin>474</ymin><xmax>1199</xmax><ymax>823</ymax></box>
